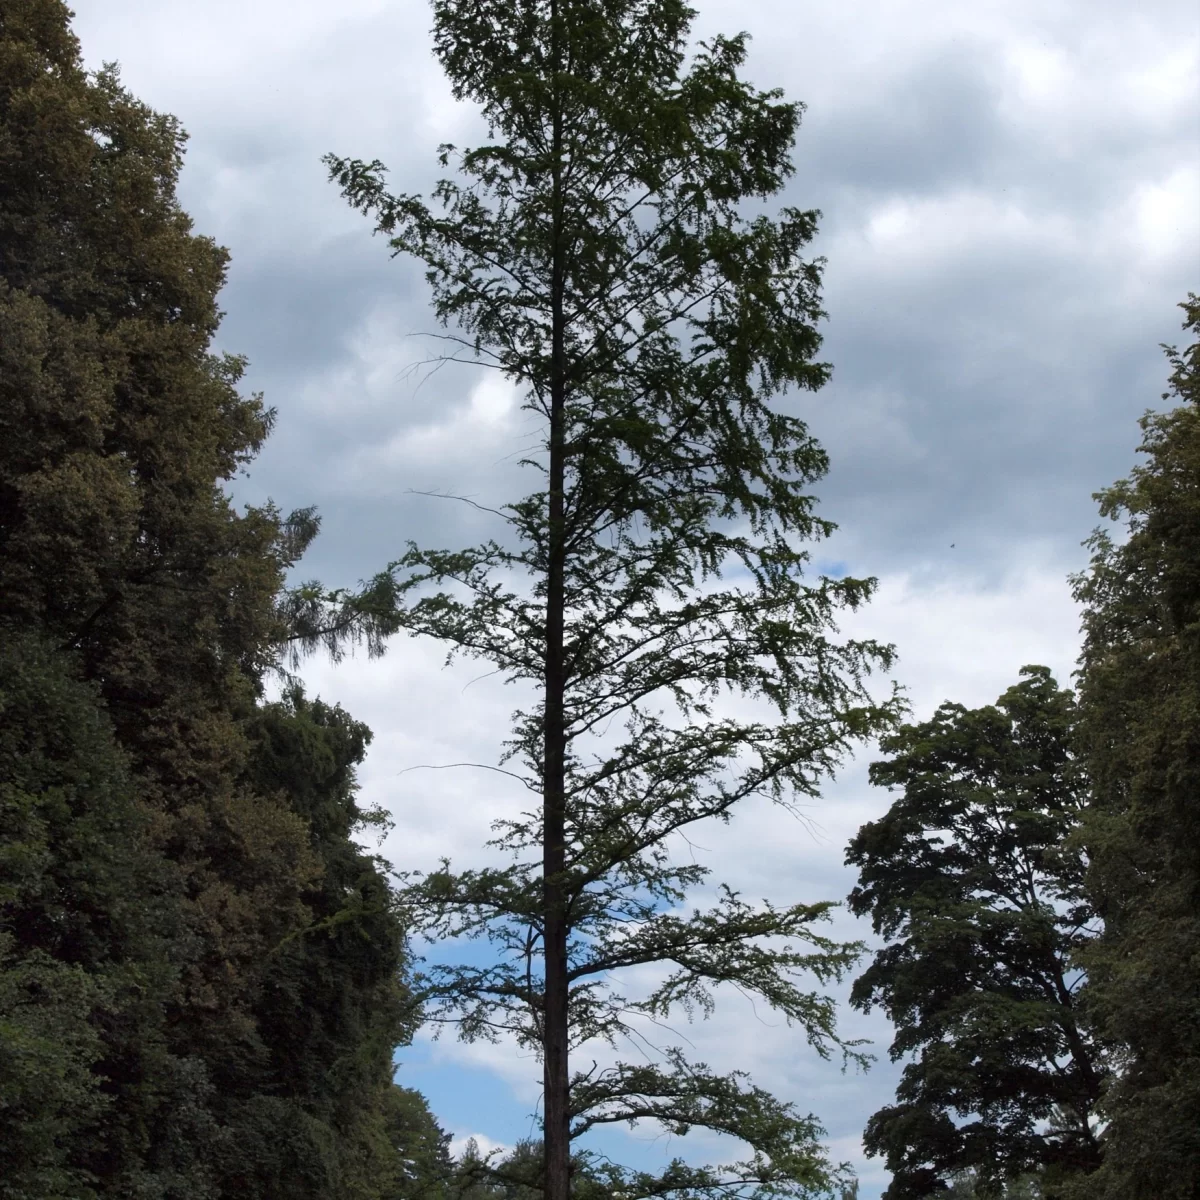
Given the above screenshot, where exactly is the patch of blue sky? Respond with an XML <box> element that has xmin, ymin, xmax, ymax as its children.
<box><xmin>815</xmin><ymin>559</ymin><xmax>849</xmax><ymax>578</ymax></box>
<box><xmin>393</xmin><ymin>1043</ymin><xmax>540</xmax><ymax>1147</ymax></box>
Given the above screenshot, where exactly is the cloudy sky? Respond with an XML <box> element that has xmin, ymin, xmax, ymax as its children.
<box><xmin>73</xmin><ymin>0</ymin><xmax>1197</xmax><ymax>1193</ymax></box>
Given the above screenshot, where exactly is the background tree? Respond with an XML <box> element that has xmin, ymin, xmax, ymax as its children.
<box><xmin>942</xmin><ymin>1171</ymin><xmax>1044</xmax><ymax>1200</ymax></box>
<box><xmin>846</xmin><ymin>667</ymin><xmax>1106</xmax><ymax>1199</ymax></box>
<box><xmin>0</xmin><ymin>2</ymin><xmax>416</xmax><ymax>1194</ymax></box>
<box><xmin>448</xmin><ymin>1137</ymin><xmax>616</xmax><ymax>1200</ymax></box>
<box><xmin>1067</xmin><ymin>295</ymin><xmax>1200</xmax><ymax>1198</ymax></box>
<box><xmin>324</xmin><ymin>0</ymin><xmax>903</xmax><ymax>1197</ymax></box>
<box><xmin>228</xmin><ymin>687</ymin><xmax>420</xmax><ymax>1199</ymax></box>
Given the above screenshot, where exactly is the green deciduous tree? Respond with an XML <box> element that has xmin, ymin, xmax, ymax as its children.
<box><xmin>229</xmin><ymin>686</ymin><xmax>419</xmax><ymax>1199</ymax></box>
<box><xmin>846</xmin><ymin>668</ymin><xmax>1106</xmax><ymax>1199</ymax></box>
<box><xmin>1</xmin><ymin>2</ymin><xmax>418</xmax><ymax>1193</ymax></box>
<box><xmin>1067</xmin><ymin>296</ymin><xmax>1200</xmax><ymax>1198</ymax></box>
<box><xmin>324</xmin><ymin>1</ymin><xmax>902</xmax><ymax>1197</ymax></box>
<box><xmin>0</xmin><ymin>5</ymin><xmax>314</xmax><ymax>1185</ymax></box>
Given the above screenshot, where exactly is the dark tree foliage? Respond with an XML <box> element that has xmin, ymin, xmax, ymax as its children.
<box><xmin>0</xmin><ymin>5</ymin><xmax>312</xmax><ymax>1185</ymax></box>
<box><xmin>323</xmin><ymin>0</ymin><xmax>903</xmax><ymax>1197</ymax></box>
<box><xmin>1067</xmin><ymin>296</ymin><xmax>1200</xmax><ymax>1199</ymax></box>
<box><xmin>226</xmin><ymin>687</ymin><xmax>420</xmax><ymax>1199</ymax></box>
<box><xmin>0</xmin><ymin>634</ymin><xmax>211</xmax><ymax>1200</ymax></box>
<box><xmin>846</xmin><ymin>668</ymin><xmax>1106</xmax><ymax>1199</ymax></box>
<box><xmin>0</xmin><ymin>3</ymin><xmax>420</xmax><ymax>1194</ymax></box>
<box><xmin>382</xmin><ymin>1085</ymin><xmax>456</xmax><ymax>1200</ymax></box>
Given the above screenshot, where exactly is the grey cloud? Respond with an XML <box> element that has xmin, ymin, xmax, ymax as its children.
<box><xmin>796</xmin><ymin>44</ymin><xmax>1014</xmax><ymax>197</ymax></box>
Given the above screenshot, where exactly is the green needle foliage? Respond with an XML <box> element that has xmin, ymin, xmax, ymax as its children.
<box><xmin>846</xmin><ymin>668</ymin><xmax>1107</xmax><ymax>1199</ymax></box>
<box><xmin>1067</xmin><ymin>296</ymin><xmax>1200</xmax><ymax>1198</ymax></box>
<box><xmin>325</xmin><ymin>1</ymin><xmax>902</xmax><ymax>1197</ymax></box>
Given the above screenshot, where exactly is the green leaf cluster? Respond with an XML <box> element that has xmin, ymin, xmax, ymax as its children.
<box><xmin>0</xmin><ymin>634</ymin><xmax>191</xmax><ymax>1199</ymax></box>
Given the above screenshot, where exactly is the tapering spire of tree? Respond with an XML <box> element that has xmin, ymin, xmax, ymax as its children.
<box><xmin>326</xmin><ymin>2</ymin><xmax>902</xmax><ymax>1197</ymax></box>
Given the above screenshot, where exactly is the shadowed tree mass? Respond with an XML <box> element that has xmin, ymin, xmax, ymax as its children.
<box><xmin>847</xmin><ymin>668</ymin><xmax>1106</xmax><ymax>1199</ymax></box>
<box><xmin>0</xmin><ymin>2</ymin><xmax>423</xmax><ymax>1195</ymax></box>
<box><xmin>1066</xmin><ymin>296</ymin><xmax>1200</xmax><ymax>1199</ymax></box>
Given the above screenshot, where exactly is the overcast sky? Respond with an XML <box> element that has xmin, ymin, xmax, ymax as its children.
<box><xmin>72</xmin><ymin>0</ymin><xmax>1198</xmax><ymax>1193</ymax></box>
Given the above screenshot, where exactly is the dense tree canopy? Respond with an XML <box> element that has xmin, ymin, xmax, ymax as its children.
<box><xmin>0</xmin><ymin>2</ymin><xmax>420</xmax><ymax>1195</ymax></box>
<box><xmin>0</xmin><ymin>632</ymin><xmax>188</xmax><ymax>1198</ymax></box>
<box><xmin>228</xmin><ymin>687</ymin><xmax>419</xmax><ymax>1199</ymax></box>
<box><xmin>1067</xmin><ymin>295</ymin><xmax>1200</xmax><ymax>1198</ymax></box>
<box><xmin>846</xmin><ymin>667</ymin><xmax>1106</xmax><ymax>1198</ymax></box>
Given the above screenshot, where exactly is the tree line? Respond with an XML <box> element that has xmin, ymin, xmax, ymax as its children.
<box><xmin>1</xmin><ymin>0</ymin><xmax>1196</xmax><ymax>1198</ymax></box>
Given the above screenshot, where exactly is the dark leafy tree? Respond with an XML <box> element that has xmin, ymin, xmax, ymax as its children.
<box><xmin>1067</xmin><ymin>296</ymin><xmax>1200</xmax><ymax>1198</ymax></box>
<box><xmin>224</xmin><ymin>687</ymin><xmax>419</xmax><ymax>1199</ymax></box>
<box><xmin>0</xmin><ymin>3</ymin><xmax>416</xmax><ymax>1194</ymax></box>
<box><xmin>0</xmin><ymin>633</ymin><xmax>206</xmax><ymax>1199</ymax></box>
<box><xmin>323</xmin><ymin>1</ymin><xmax>903</xmax><ymax>1197</ymax></box>
<box><xmin>0</xmin><ymin>6</ymin><xmax>316</xmax><ymax>1185</ymax></box>
<box><xmin>846</xmin><ymin>667</ymin><xmax>1106</xmax><ymax>1199</ymax></box>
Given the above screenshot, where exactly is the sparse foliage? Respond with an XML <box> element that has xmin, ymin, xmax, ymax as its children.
<box><xmin>325</xmin><ymin>1</ymin><xmax>902</xmax><ymax>1197</ymax></box>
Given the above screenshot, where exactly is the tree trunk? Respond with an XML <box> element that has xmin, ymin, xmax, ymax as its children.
<box><xmin>542</xmin><ymin>6</ymin><xmax>571</xmax><ymax>1193</ymax></box>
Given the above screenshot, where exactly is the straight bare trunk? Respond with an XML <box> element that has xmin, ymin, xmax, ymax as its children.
<box><xmin>543</xmin><ymin>15</ymin><xmax>570</xmax><ymax>1194</ymax></box>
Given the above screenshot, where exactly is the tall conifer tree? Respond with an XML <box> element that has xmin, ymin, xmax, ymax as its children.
<box><xmin>326</xmin><ymin>2</ymin><xmax>902</xmax><ymax>1196</ymax></box>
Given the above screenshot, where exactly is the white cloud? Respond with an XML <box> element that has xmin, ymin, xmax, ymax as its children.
<box><xmin>1130</xmin><ymin>166</ymin><xmax>1200</xmax><ymax>261</ymax></box>
<box><xmin>343</xmin><ymin>368</ymin><xmax>524</xmax><ymax>482</ymax></box>
<box><xmin>448</xmin><ymin>1132</ymin><xmax>515</xmax><ymax>1161</ymax></box>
